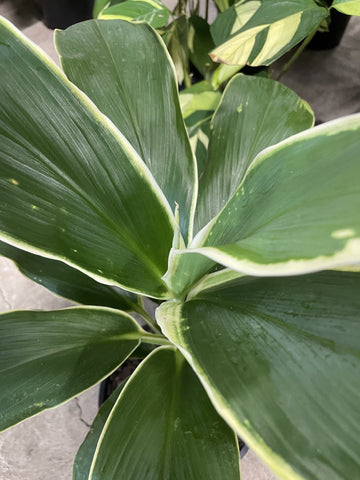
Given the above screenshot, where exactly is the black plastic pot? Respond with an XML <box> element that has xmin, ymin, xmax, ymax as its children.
<box><xmin>34</xmin><ymin>0</ymin><xmax>94</xmax><ymax>30</ymax></box>
<box><xmin>99</xmin><ymin>358</ymin><xmax>249</xmax><ymax>459</ymax></box>
<box><xmin>308</xmin><ymin>1</ymin><xmax>351</xmax><ymax>50</ymax></box>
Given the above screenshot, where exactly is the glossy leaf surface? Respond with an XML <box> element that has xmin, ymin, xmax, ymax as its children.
<box><xmin>0</xmin><ymin>18</ymin><xmax>174</xmax><ymax>298</ymax></box>
<box><xmin>0</xmin><ymin>307</ymin><xmax>142</xmax><ymax>431</ymax></box>
<box><xmin>90</xmin><ymin>347</ymin><xmax>241</xmax><ymax>479</ymax></box>
<box><xmin>210</xmin><ymin>0</ymin><xmax>328</xmax><ymax>66</ymax></box>
<box><xmin>99</xmin><ymin>0</ymin><xmax>170</xmax><ymax>28</ymax></box>
<box><xmin>158</xmin><ymin>272</ymin><xmax>360</xmax><ymax>480</ymax></box>
<box><xmin>191</xmin><ymin>114</ymin><xmax>360</xmax><ymax>276</ymax></box>
<box><xmin>195</xmin><ymin>74</ymin><xmax>314</xmax><ymax>232</ymax></box>
<box><xmin>332</xmin><ymin>0</ymin><xmax>360</xmax><ymax>15</ymax></box>
<box><xmin>0</xmin><ymin>241</ymin><xmax>138</xmax><ymax>310</ymax></box>
<box><xmin>56</xmin><ymin>20</ymin><xmax>196</xmax><ymax>242</ymax></box>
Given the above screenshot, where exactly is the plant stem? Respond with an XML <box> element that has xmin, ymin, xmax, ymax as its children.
<box><xmin>141</xmin><ymin>333</ymin><xmax>171</xmax><ymax>346</ymax></box>
<box><xmin>276</xmin><ymin>25</ymin><xmax>320</xmax><ymax>81</ymax></box>
<box><xmin>184</xmin><ymin>66</ymin><xmax>192</xmax><ymax>89</ymax></box>
<box><xmin>205</xmin><ymin>0</ymin><xmax>209</xmax><ymax>22</ymax></box>
<box><xmin>133</xmin><ymin>304</ymin><xmax>162</xmax><ymax>334</ymax></box>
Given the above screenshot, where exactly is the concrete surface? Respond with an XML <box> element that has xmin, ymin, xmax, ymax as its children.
<box><xmin>0</xmin><ymin>1</ymin><xmax>359</xmax><ymax>479</ymax></box>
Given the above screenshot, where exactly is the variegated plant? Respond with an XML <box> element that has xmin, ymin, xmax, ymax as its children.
<box><xmin>0</xmin><ymin>16</ymin><xmax>360</xmax><ymax>480</ymax></box>
<box><xmin>93</xmin><ymin>0</ymin><xmax>360</xmax><ymax>85</ymax></box>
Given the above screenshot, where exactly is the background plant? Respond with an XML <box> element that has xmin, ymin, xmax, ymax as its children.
<box><xmin>0</xmin><ymin>15</ymin><xmax>360</xmax><ymax>480</ymax></box>
<box><xmin>93</xmin><ymin>0</ymin><xmax>360</xmax><ymax>87</ymax></box>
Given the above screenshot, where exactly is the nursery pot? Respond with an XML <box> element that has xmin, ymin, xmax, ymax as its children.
<box><xmin>308</xmin><ymin>1</ymin><xmax>350</xmax><ymax>50</ymax></box>
<box><xmin>99</xmin><ymin>358</ymin><xmax>249</xmax><ymax>459</ymax></box>
<box><xmin>34</xmin><ymin>0</ymin><xmax>94</xmax><ymax>29</ymax></box>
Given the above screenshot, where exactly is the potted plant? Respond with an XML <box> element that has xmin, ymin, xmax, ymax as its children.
<box><xmin>0</xmin><ymin>16</ymin><xmax>360</xmax><ymax>480</ymax></box>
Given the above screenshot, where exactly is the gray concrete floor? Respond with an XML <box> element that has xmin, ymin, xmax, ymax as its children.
<box><xmin>0</xmin><ymin>2</ymin><xmax>359</xmax><ymax>479</ymax></box>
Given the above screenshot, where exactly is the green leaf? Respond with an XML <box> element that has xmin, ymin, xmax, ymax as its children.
<box><xmin>210</xmin><ymin>0</ymin><xmax>328</xmax><ymax>66</ymax></box>
<box><xmin>211</xmin><ymin>63</ymin><xmax>242</xmax><ymax>90</ymax></box>
<box><xmin>74</xmin><ymin>380</ymin><xmax>127</xmax><ymax>480</ymax></box>
<box><xmin>89</xmin><ymin>347</ymin><xmax>241</xmax><ymax>479</ymax></box>
<box><xmin>190</xmin><ymin>114</ymin><xmax>360</xmax><ymax>276</ymax></box>
<box><xmin>99</xmin><ymin>0</ymin><xmax>170</xmax><ymax>28</ymax></box>
<box><xmin>194</xmin><ymin>74</ymin><xmax>314</xmax><ymax>232</ymax></box>
<box><xmin>157</xmin><ymin>271</ymin><xmax>360</xmax><ymax>480</ymax></box>
<box><xmin>165</xmin><ymin>16</ymin><xmax>190</xmax><ymax>87</ymax></box>
<box><xmin>214</xmin><ymin>0</ymin><xmax>236</xmax><ymax>13</ymax></box>
<box><xmin>0</xmin><ymin>18</ymin><xmax>174</xmax><ymax>299</ymax></box>
<box><xmin>188</xmin><ymin>16</ymin><xmax>216</xmax><ymax>77</ymax></box>
<box><xmin>0</xmin><ymin>241</ymin><xmax>138</xmax><ymax>310</ymax></box>
<box><xmin>93</xmin><ymin>0</ymin><xmax>110</xmax><ymax>18</ymax></box>
<box><xmin>56</xmin><ymin>20</ymin><xmax>196</xmax><ymax>243</ymax></box>
<box><xmin>0</xmin><ymin>307</ymin><xmax>143</xmax><ymax>431</ymax></box>
<box><xmin>332</xmin><ymin>0</ymin><xmax>360</xmax><ymax>15</ymax></box>
<box><xmin>163</xmin><ymin>247</ymin><xmax>215</xmax><ymax>299</ymax></box>
<box><xmin>187</xmin><ymin>268</ymin><xmax>246</xmax><ymax>299</ymax></box>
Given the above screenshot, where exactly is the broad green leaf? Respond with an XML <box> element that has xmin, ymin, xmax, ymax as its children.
<box><xmin>56</xmin><ymin>20</ymin><xmax>195</xmax><ymax>243</ymax></box>
<box><xmin>194</xmin><ymin>74</ymin><xmax>314</xmax><ymax>232</ymax></box>
<box><xmin>99</xmin><ymin>0</ymin><xmax>170</xmax><ymax>28</ymax></box>
<box><xmin>74</xmin><ymin>380</ymin><xmax>127</xmax><ymax>480</ymax></box>
<box><xmin>89</xmin><ymin>347</ymin><xmax>240</xmax><ymax>479</ymax></box>
<box><xmin>210</xmin><ymin>0</ymin><xmax>328</xmax><ymax>66</ymax></box>
<box><xmin>0</xmin><ymin>307</ymin><xmax>143</xmax><ymax>431</ymax></box>
<box><xmin>0</xmin><ymin>241</ymin><xmax>138</xmax><ymax>311</ymax></box>
<box><xmin>0</xmin><ymin>18</ymin><xmax>174</xmax><ymax>299</ymax></box>
<box><xmin>332</xmin><ymin>0</ymin><xmax>360</xmax><ymax>15</ymax></box>
<box><xmin>189</xmin><ymin>114</ymin><xmax>360</xmax><ymax>276</ymax></box>
<box><xmin>157</xmin><ymin>271</ymin><xmax>360</xmax><ymax>480</ymax></box>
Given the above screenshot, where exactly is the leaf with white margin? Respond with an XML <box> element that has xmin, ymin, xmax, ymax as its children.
<box><xmin>0</xmin><ymin>241</ymin><xmax>138</xmax><ymax>311</ymax></box>
<box><xmin>0</xmin><ymin>17</ymin><xmax>174</xmax><ymax>299</ymax></box>
<box><xmin>56</xmin><ymin>20</ymin><xmax>195</xmax><ymax>243</ymax></box>
<box><xmin>189</xmin><ymin>114</ymin><xmax>360</xmax><ymax>277</ymax></box>
<box><xmin>99</xmin><ymin>0</ymin><xmax>170</xmax><ymax>29</ymax></box>
<box><xmin>194</xmin><ymin>74</ymin><xmax>314</xmax><ymax>233</ymax></box>
<box><xmin>157</xmin><ymin>271</ymin><xmax>360</xmax><ymax>480</ymax></box>
<box><xmin>0</xmin><ymin>307</ymin><xmax>143</xmax><ymax>431</ymax></box>
<box><xmin>210</xmin><ymin>0</ymin><xmax>328</xmax><ymax>66</ymax></box>
<box><xmin>89</xmin><ymin>347</ymin><xmax>241</xmax><ymax>479</ymax></box>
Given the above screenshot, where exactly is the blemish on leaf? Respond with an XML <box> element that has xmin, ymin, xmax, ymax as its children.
<box><xmin>237</xmin><ymin>105</ymin><xmax>243</xmax><ymax>113</ymax></box>
<box><xmin>9</xmin><ymin>178</ymin><xmax>19</xmax><ymax>186</ymax></box>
